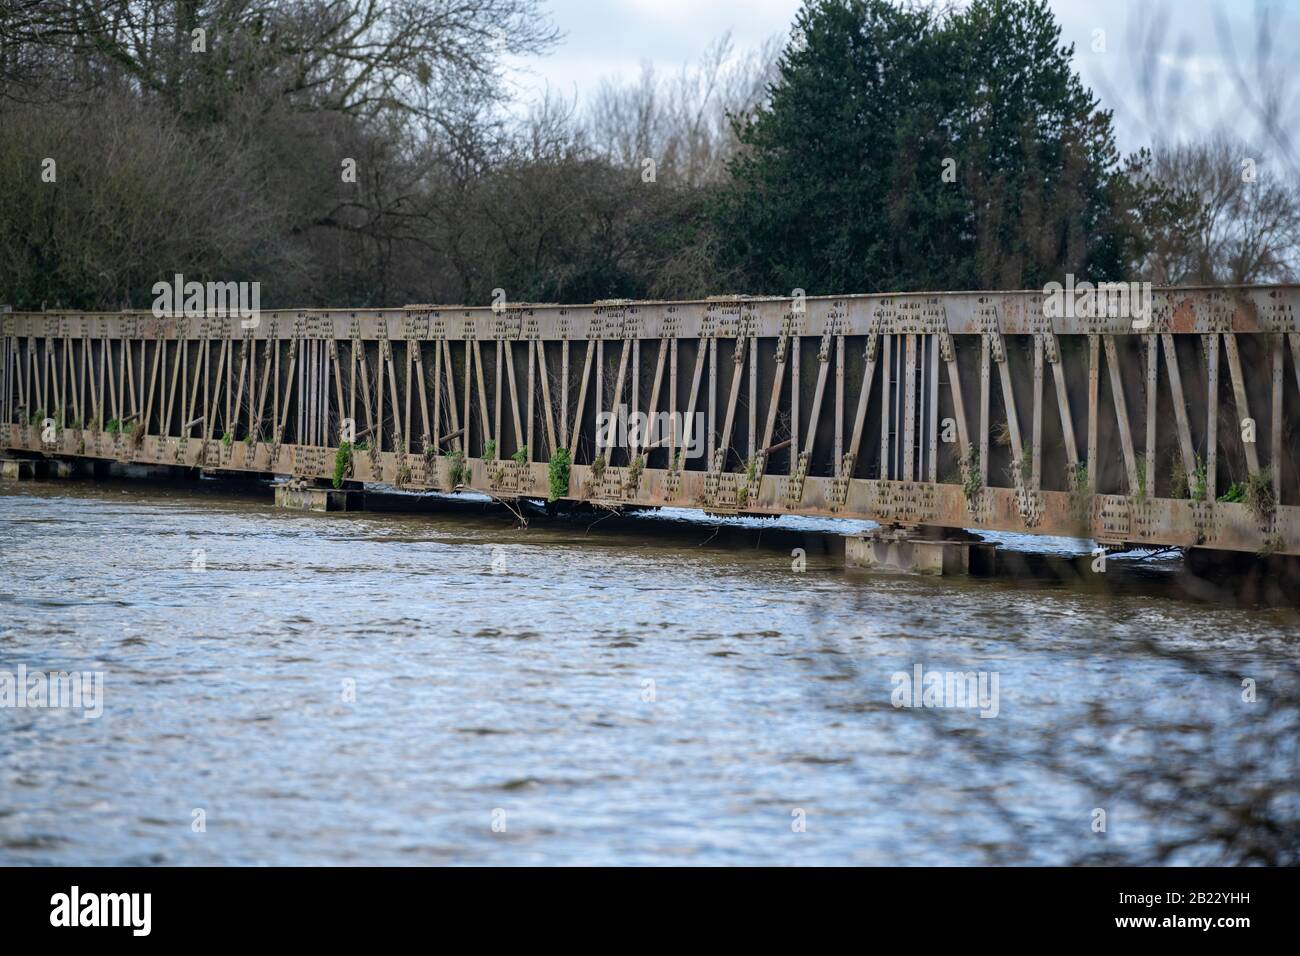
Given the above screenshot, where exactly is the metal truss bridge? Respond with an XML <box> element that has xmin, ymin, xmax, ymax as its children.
<box><xmin>4</xmin><ymin>286</ymin><xmax>1299</xmax><ymax>557</ymax></box>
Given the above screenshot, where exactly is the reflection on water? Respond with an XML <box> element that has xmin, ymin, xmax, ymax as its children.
<box><xmin>0</xmin><ymin>478</ymin><xmax>1297</xmax><ymax>865</ymax></box>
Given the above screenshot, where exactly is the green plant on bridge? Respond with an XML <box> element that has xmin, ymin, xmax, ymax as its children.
<box><xmin>1071</xmin><ymin>461</ymin><xmax>1088</xmax><ymax>491</ymax></box>
<box><xmin>30</xmin><ymin>408</ymin><xmax>44</xmax><ymax>427</ymax></box>
<box><xmin>332</xmin><ymin>441</ymin><xmax>353</xmax><ymax>488</ymax></box>
<box><xmin>1168</xmin><ymin>453</ymin><xmax>1188</xmax><ymax>499</ymax></box>
<box><xmin>512</xmin><ymin>444</ymin><xmax>528</xmax><ymax>465</ymax></box>
<box><xmin>547</xmin><ymin>447</ymin><xmax>571</xmax><ymax>502</ymax></box>
<box><xmin>1218</xmin><ymin>482</ymin><xmax>1244</xmax><ymax>504</ymax></box>
<box><xmin>1191</xmin><ymin>456</ymin><xmax>1208</xmax><ymax>501</ymax></box>
<box><xmin>129</xmin><ymin>420</ymin><xmax>144</xmax><ymax>448</ymax></box>
<box><xmin>484</xmin><ymin>439</ymin><xmax>497</xmax><ymax>460</ymax></box>
<box><xmin>396</xmin><ymin>461</ymin><xmax>412</xmax><ymax>488</ymax></box>
<box><xmin>623</xmin><ymin>454</ymin><xmax>645</xmax><ymax>496</ymax></box>
<box><xmin>1244</xmin><ymin>468</ymin><xmax>1276</xmax><ymax>523</ymax></box>
<box><xmin>1067</xmin><ymin>461</ymin><xmax>1091</xmax><ymax>525</ymax></box>
<box><xmin>591</xmin><ymin>452</ymin><xmax>606</xmax><ymax>481</ymax></box>
<box><xmin>961</xmin><ymin>446</ymin><xmax>982</xmax><ymax>502</ymax></box>
<box><xmin>221</xmin><ymin>430</ymin><xmax>233</xmax><ymax>449</ymax></box>
<box><xmin>447</xmin><ymin>449</ymin><xmax>468</xmax><ymax>486</ymax></box>
<box><xmin>106</xmin><ymin>417</ymin><xmax>121</xmax><ymax>436</ymax></box>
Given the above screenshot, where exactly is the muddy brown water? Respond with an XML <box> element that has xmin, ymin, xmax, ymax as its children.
<box><xmin>1</xmin><ymin>476</ymin><xmax>1297</xmax><ymax>865</ymax></box>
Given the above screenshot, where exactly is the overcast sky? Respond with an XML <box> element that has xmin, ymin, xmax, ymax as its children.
<box><xmin>505</xmin><ymin>0</ymin><xmax>1300</xmax><ymax>161</ymax></box>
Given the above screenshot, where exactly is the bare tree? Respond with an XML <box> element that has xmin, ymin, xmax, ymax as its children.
<box><xmin>1</xmin><ymin>0</ymin><xmax>560</xmax><ymax>126</ymax></box>
<box><xmin>587</xmin><ymin>32</ymin><xmax>779</xmax><ymax>188</ymax></box>
<box><xmin>1149</xmin><ymin>135</ymin><xmax>1300</xmax><ymax>284</ymax></box>
<box><xmin>0</xmin><ymin>0</ymin><xmax>564</xmax><ymax>309</ymax></box>
<box><xmin>0</xmin><ymin>90</ymin><xmax>288</xmax><ymax>309</ymax></box>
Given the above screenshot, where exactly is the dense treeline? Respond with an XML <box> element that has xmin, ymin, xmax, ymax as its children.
<box><xmin>1</xmin><ymin>0</ymin><xmax>1297</xmax><ymax>311</ymax></box>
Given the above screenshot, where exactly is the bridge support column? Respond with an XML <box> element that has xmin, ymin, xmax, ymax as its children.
<box><xmin>846</xmin><ymin>526</ymin><xmax>996</xmax><ymax>576</ymax></box>
<box><xmin>0</xmin><ymin>458</ymin><xmax>38</xmax><ymax>480</ymax></box>
<box><xmin>62</xmin><ymin>459</ymin><xmax>116</xmax><ymax>479</ymax></box>
<box><xmin>274</xmin><ymin>478</ymin><xmax>364</xmax><ymax>513</ymax></box>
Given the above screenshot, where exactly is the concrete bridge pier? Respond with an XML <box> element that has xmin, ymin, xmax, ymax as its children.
<box><xmin>274</xmin><ymin>477</ymin><xmax>365</xmax><ymax>513</ymax></box>
<box><xmin>77</xmin><ymin>459</ymin><xmax>113</xmax><ymax>479</ymax></box>
<box><xmin>52</xmin><ymin>458</ymin><xmax>116</xmax><ymax>479</ymax></box>
<box><xmin>846</xmin><ymin>525</ymin><xmax>997</xmax><ymax>576</ymax></box>
<box><xmin>0</xmin><ymin>455</ymin><xmax>99</xmax><ymax>479</ymax></box>
<box><xmin>0</xmin><ymin>457</ymin><xmax>37</xmax><ymax>479</ymax></box>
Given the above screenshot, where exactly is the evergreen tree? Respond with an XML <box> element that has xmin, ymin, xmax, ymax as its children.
<box><xmin>715</xmin><ymin>0</ymin><xmax>1150</xmax><ymax>294</ymax></box>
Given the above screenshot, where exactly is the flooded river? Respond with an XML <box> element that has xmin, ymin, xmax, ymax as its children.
<box><xmin>1</xmin><ymin>477</ymin><xmax>1298</xmax><ymax>865</ymax></box>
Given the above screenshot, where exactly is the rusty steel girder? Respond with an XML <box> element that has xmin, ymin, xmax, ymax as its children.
<box><xmin>3</xmin><ymin>286</ymin><xmax>1299</xmax><ymax>555</ymax></box>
